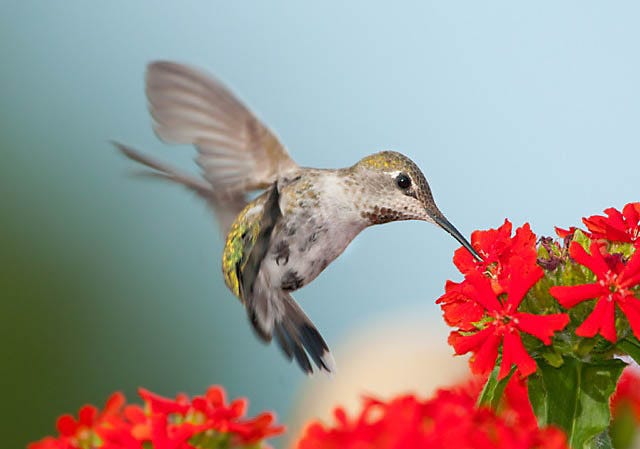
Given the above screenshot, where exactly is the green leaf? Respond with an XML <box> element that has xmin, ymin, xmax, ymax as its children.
<box><xmin>528</xmin><ymin>368</ymin><xmax>548</xmax><ymax>424</ymax></box>
<box><xmin>528</xmin><ymin>357</ymin><xmax>626</xmax><ymax>449</ymax></box>
<box><xmin>477</xmin><ymin>363</ymin><xmax>514</xmax><ymax>409</ymax></box>
<box><xmin>617</xmin><ymin>338</ymin><xmax>640</xmax><ymax>366</ymax></box>
<box><xmin>542</xmin><ymin>349</ymin><xmax>564</xmax><ymax>368</ymax></box>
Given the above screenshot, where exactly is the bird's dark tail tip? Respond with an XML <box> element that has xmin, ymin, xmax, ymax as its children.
<box><xmin>249</xmin><ymin>294</ymin><xmax>335</xmax><ymax>375</ymax></box>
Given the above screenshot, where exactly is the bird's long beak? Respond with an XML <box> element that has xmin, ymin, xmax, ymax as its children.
<box><xmin>433</xmin><ymin>215</ymin><xmax>482</xmax><ymax>261</ymax></box>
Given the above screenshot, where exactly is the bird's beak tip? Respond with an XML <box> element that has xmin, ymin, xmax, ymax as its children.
<box><xmin>432</xmin><ymin>215</ymin><xmax>482</xmax><ymax>261</ymax></box>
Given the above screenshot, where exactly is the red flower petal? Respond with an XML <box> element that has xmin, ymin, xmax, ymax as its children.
<box><xmin>612</xmin><ymin>367</ymin><xmax>640</xmax><ymax>423</ymax></box>
<box><xmin>124</xmin><ymin>404</ymin><xmax>146</xmax><ymax>424</ymax></box>
<box><xmin>555</xmin><ymin>226</ymin><xmax>577</xmax><ymax>239</ymax></box>
<box><xmin>576</xmin><ymin>298</ymin><xmax>617</xmax><ymax>342</ymax></box>
<box><xmin>78</xmin><ymin>405</ymin><xmax>98</xmax><ymax>427</ymax></box>
<box><xmin>583</xmin><ymin>208</ymin><xmax>626</xmax><ymax>241</ymax></box>
<box><xmin>512</xmin><ymin>223</ymin><xmax>537</xmax><ymax>253</ymax></box>
<box><xmin>620</xmin><ymin>250</ymin><xmax>640</xmax><ymax>288</ymax></box>
<box><xmin>436</xmin><ymin>280</ymin><xmax>485</xmax><ymax>330</ymax></box>
<box><xmin>449</xmin><ymin>327</ymin><xmax>495</xmax><ymax>355</ymax></box>
<box><xmin>138</xmin><ymin>388</ymin><xmax>190</xmax><ymax>414</ymax></box>
<box><xmin>549</xmin><ymin>283</ymin><xmax>604</xmax><ymax>308</ymax></box>
<box><xmin>56</xmin><ymin>415</ymin><xmax>77</xmax><ymax>436</ymax></box>
<box><xmin>504</xmin><ymin>262</ymin><xmax>543</xmax><ymax>311</ymax></box>
<box><xmin>103</xmin><ymin>392</ymin><xmax>126</xmax><ymax>416</ymax></box>
<box><xmin>205</xmin><ymin>386</ymin><xmax>225</xmax><ymax>407</ymax></box>
<box><xmin>453</xmin><ymin>244</ymin><xmax>480</xmax><ymax>276</ymax></box>
<box><xmin>623</xmin><ymin>202</ymin><xmax>640</xmax><ymax>222</ymax></box>
<box><xmin>569</xmin><ymin>241</ymin><xmax>609</xmax><ymax>277</ymax></box>
<box><xmin>229</xmin><ymin>398</ymin><xmax>248</xmax><ymax>417</ymax></box>
<box><xmin>451</xmin><ymin>327</ymin><xmax>501</xmax><ymax>376</ymax></box>
<box><xmin>501</xmin><ymin>330</ymin><xmax>537</xmax><ymax>379</ymax></box>
<box><xmin>462</xmin><ymin>273</ymin><xmax>502</xmax><ymax>312</ymax></box>
<box><xmin>583</xmin><ymin>203</ymin><xmax>640</xmax><ymax>244</ymax></box>
<box><xmin>514</xmin><ymin>312</ymin><xmax>569</xmax><ymax>345</ymax></box>
<box><xmin>471</xmin><ymin>332</ymin><xmax>503</xmax><ymax>375</ymax></box>
<box><xmin>617</xmin><ymin>296</ymin><xmax>640</xmax><ymax>341</ymax></box>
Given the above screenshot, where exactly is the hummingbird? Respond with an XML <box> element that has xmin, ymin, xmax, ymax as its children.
<box><xmin>116</xmin><ymin>61</ymin><xmax>480</xmax><ymax>374</ymax></box>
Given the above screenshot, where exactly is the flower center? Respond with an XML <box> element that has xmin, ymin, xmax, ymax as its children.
<box><xmin>600</xmin><ymin>270</ymin><xmax>630</xmax><ymax>299</ymax></box>
<box><xmin>490</xmin><ymin>309</ymin><xmax>517</xmax><ymax>332</ymax></box>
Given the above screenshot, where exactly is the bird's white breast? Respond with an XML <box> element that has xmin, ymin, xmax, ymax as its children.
<box><xmin>262</xmin><ymin>171</ymin><xmax>367</xmax><ymax>291</ymax></box>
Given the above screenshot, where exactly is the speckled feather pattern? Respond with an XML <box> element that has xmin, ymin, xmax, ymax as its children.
<box><xmin>358</xmin><ymin>151</ymin><xmax>438</xmax><ymax>224</ymax></box>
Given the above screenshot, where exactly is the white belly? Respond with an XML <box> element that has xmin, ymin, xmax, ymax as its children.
<box><xmin>261</xmin><ymin>171</ymin><xmax>366</xmax><ymax>292</ymax></box>
<box><xmin>262</xmin><ymin>213</ymin><xmax>364</xmax><ymax>292</ymax></box>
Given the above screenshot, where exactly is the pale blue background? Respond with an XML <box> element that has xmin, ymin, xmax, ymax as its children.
<box><xmin>2</xmin><ymin>2</ymin><xmax>639</xmax><ymax>447</ymax></box>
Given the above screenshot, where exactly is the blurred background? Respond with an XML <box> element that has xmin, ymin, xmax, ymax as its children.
<box><xmin>2</xmin><ymin>2</ymin><xmax>640</xmax><ymax>448</ymax></box>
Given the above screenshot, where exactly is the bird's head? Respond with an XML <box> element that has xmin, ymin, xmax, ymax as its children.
<box><xmin>353</xmin><ymin>151</ymin><xmax>480</xmax><ymax>260</ymax></box>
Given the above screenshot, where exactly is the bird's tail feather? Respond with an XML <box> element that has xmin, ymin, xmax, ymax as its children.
<box><xmin>113</xmin><ymin>141</ymin><xmax>245</xmax><ymax>233</ymax></box>
<box><xmin>113</xmin><ymin>141</ymin><xmax>213</xmax><ymax>194</ymax></box>
<box><xmin>249</xmin><ymin>292</ymin><xmax>334</xmax><ymax>374</ymax></box>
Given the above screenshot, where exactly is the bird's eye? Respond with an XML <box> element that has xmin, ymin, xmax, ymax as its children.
<box><xmin>395</xmin><ymin>173</ymin><xmax>412</xmax><ymax>190</ymax></box>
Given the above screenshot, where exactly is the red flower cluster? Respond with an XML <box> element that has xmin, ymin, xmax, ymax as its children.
<box><xmin>295</xmin><ymin>377</ymin><xmax>568</xmax><ymax>449</ymax></box>
<box><xmin>29</xmin><ymin>386</ymin><xmax>283</xmax><ymax>449</ymax></box>
<box><xmin>550</xmin><ymin>241</ymin><xmax>640</xmax><ymax>342</ymax></box>
<box><xmin>29</xmin><ymin>393</ymin><xmax>125</xmax><ymax>449</ymax></box>
<box><xmin>438</xmin><ymin>220</ymin><xmax>569</xmax><ymax>379</ymax></box>
<box><xmin>583</xmin><ymin>202</ymin><xmax>640</xmax><ymax>246</ymax></box>
<box><xmin>452</xmin><ymin>220</ymin><xmax>538</xmax><ymax>296</ymax></box>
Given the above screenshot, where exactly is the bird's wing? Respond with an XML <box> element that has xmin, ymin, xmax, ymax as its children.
<box><xmin>222</xmin><ymin>189</ymin><xmax>271</xmax><ymax>300</ymax></box>
<box><xmin>222</xmin><ymin>184</ymin><xmax>334</xmax><ymax>373</ymax></box>
<box><xmin>146</xmin><ymin>61</ymin><xmax>299</xmax><ymax>196</ymax></box>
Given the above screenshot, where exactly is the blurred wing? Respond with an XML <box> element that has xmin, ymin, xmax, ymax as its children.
<box><xmin>146</xmin><ymin>61</ymin><xmax>299</xmax><ymax>195</ymax></box>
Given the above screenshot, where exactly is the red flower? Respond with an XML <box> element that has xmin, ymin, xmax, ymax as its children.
<box><xmin>29</xmin><ymin>393</ymin><xmax>125</xmax><ymax>449</ymax></box>
<box><xmin>583</xmin><ymin>203</ymin><xmax>640</xmax><ymax>246</ymax></box>
<box><xmin>439</xmin><ymin>221</ymin><xmax>540</xmax><ymax>332</ymax></box>
<box><xmin>295</xmin><ymin>381</ymin><xmax>569</xmax><ymax>449</ymax></box>
<box><xmin>189</xmin><ymin>386</ymin><xmax>284</xmax><ymax>443</ymax></box>
<box><xmin>31</xmin><ymin>386</ymin><xmax>284</xmax><ymax>449</ymax></box>
<box><xmin>100</xmin><ymin>386</ymin><xmax>284</xmax><ymax>449</ymax></box>
<box><xmin>449</xmin><ymin>263</ymin><xmax>569</xmax><ymax>379</ymax></box>
<box><xmin>453</xmin><ymin>220</ymin><xmax>538</xmax><ymax>295</ymax></box>
<box><xmin>99</xmin><ymin>390</ymin><xmax>204</xmax><ymax>449</ymax></box>
<box><xmin>549</xmin><ymin>241</ymin><xmax>640</xmax><ymax>342</ymax></box>
<box><xmin>99</xmin><ymin>404</ymin><xmax>146</xmax><ymax>449</ymax></box>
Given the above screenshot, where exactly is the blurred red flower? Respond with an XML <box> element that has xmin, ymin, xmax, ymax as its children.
<box><xmin>28</xmin><ymin>393</ymin><xmax>125</xmax><ymax>449</ymax></box>
<box><xmin>583</xmin><ymin>202</ymin><xmax>640</xmax><ymax>246</ymax></box>
<box><xmin>449</xmin><ymin>266</ymin><xmax>569</xmax><ymax>379</ymax></box>
<box><xmin>29</xmin><ymin>386</ymin><xmax>283</xmax><ymax>449</ymax></box>
<box><xmin>295</xmin><ymin>377</ymin><xmax>568</xmax><ymax>449</ymax></box>
<box><xmin>549</xmin><ymin>241</ymin><xmax>640</xmax><ymax>342</ymax></box>
<box><xmin>611</xmin><ymin>366</ymin><xmax>640</xmax><ymax>423</ymax></box>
